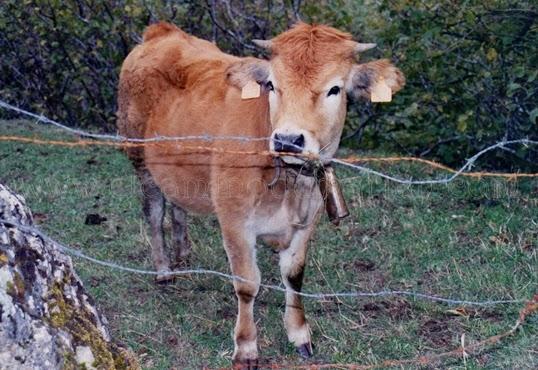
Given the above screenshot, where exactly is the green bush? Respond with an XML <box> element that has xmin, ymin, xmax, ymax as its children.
<box><xmin>0</xmin><ymin>0</ymin><xmax>296</xmax><ymax>130</ymax></box>
<box><xmin>350</xmin><ymin>0</ymin><xmax>538</xmax><ymax>170</ymax></box>
<box><xmin>0</xmin><ymin>0</ymin><xmax>536</xmax><ymax>169</ymax></box>
<box><xmin>1</xmin><ymin>1</ymin><xmax>190</xmax><ymax>129</ymax></box>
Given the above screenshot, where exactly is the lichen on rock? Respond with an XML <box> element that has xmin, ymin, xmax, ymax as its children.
<box><xmin>0</xmin><ymin>183</ymin><xmax>139</xmax><ymax>370</ymax></box>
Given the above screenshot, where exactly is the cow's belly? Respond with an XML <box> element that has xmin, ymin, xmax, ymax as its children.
<box><xmin>145</xmin><ymin>152</ymin><xmax>214</xmax><ymax>214</ymax></box>
<box><xmin>143</xmin><ymin>92</ymin><xmax>222</xmax><ymax>214</ymax></box>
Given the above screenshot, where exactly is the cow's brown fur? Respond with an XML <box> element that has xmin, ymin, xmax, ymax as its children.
<box><xmin>271</xmin><ymin>23</ymin><xmax>355</xmax><ymax>82</ymax></box>
<box><xmin>117</xmin><ymin>21</ymin><xmax>404</xmax><ymax>367</ymax></box>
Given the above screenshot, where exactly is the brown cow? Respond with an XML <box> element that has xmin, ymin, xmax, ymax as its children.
<box><xmin>117</xmin><ymin>21</ymin><xmax>404</xmax><ymax>367</ymax></box>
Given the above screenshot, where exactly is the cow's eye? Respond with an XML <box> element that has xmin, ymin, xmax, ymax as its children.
<box><xmin>327</xmin><ymin>86</ymin><xmax>341</xmax><ymax>96</ymax></box>
<box><xmin>266</xmin><ymin>81</ymin><xmax>274</xmax><ymax>92</ymax></box>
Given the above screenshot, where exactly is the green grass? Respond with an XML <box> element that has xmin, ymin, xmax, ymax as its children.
<box><xmin>1</xmin><ymin>119</ymin><xmax>537</xmax><ymax>369</ymax></box>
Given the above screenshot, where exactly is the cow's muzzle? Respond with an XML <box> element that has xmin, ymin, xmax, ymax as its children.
<box><xmin>273</xmin><ymin>133</ymin><xmax>304</xmax><ymax>153</ymax></box>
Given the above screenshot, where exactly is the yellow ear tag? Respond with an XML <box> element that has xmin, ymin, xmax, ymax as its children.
<box><xmin>371</xmin><ymin>78</ymin><xmax>392</xmax><ymax>103</ymax></box>
<box><xmin>241</xmin><ymin>80</ymin><xmax>261</xmax><ymax>100</ymax></box>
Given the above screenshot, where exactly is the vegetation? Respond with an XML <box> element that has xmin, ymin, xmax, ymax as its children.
<box><xmin>0</xmin><ymin>120</ymin><xmax>536</xmax><ymax>368</ymax></box>
<box><xmin>1</xmin><ymin>1</ymin><xmax>536</xmax><ymax>168</ymax></box>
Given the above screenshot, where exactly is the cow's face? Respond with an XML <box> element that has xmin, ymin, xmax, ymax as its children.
<box><xmin>227</xmin><ymin>23</ymin><xmax>405</xmax><ymax>164</ymax></box>
<box><xmin>263</xmin><ymin>57</ymin><xmax>352</xmax><ymax>164</ymax></box>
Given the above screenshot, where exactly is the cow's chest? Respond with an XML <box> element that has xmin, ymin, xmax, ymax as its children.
<box><xmin>249</xmin><ymin>175</ymin><xmax>323</xmax><ymax>248</ymax></box>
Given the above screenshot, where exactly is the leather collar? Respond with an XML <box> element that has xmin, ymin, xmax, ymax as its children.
<box><xmin>268</xmin><ymin>157</ymin><xmax>323</xmax><ymax>187</ymax></box>
<box><xmin>281</xmin><ymin>161</ymin><xmax>322</xmax><ymax>178</ymax></box>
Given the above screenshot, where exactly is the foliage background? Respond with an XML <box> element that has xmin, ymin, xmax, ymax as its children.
<box><xmin>1</xmin><ymin>0</ymin><xmax>536</xmax><ymax>169</ymax></box>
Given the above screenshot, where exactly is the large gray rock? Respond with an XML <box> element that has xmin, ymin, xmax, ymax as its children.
<box><xmin>0</xmin><ymin>184</ymin><xmax>139</xmax><ymax>370</ymax></box>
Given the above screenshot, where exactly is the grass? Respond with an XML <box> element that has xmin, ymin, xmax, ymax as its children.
<box><xmin>0</xmin><ymin>119</ymin><xmax>537</xmax><ymax>369</ymax></box>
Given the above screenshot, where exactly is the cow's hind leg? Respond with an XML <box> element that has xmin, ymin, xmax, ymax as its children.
<box><xmin>170</xmin><ymin>205</ymin><xmax>191</xmax><ymax>266</ymax></box>
<box><xmin>138</xmin><ymin>168</ymin><xmax>173</xmax><ymax>284</ymax></box>
<box><xmin>221</xmin><ymin>227</ymin><xmax>260</xmax><ymax>368</ymax></box>
<box><xmin>279</xmin><ymin>229</ymin><xmax>313</xmax><ymax>358</ymax></box>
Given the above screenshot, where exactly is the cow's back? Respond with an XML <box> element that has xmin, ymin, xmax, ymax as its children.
<box><xmin>117</xmin><ymin>22</ymin><xmax>231</xmax><ymax>140</ymax></box>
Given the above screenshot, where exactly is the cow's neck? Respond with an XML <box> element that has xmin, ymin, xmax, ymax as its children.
<box><xmin>279</xmin><ymin>167</ymin><xmax>320</xmax><ymax>205</ymax></box>
<box><xmin>281</xmin><ymin>162</ymin><xmax>320</xmax><ymax>178</ymax></box>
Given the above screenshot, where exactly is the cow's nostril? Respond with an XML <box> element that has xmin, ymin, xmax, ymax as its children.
<box><xmin>293</xmin><ymin>134</ymin><xmax>305</xmax><ymax>149</ymax></box>
<box><xmin>273</xmin><ymin>133</ymin><xmax>284</xmax><ymax>152</ymax></box>
<box><xmin>273</xmin><ymin>133</ymin><xmax>305</xmax><ymax>153</ymax></box>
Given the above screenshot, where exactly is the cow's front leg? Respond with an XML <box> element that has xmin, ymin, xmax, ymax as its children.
<box><xmin>222</xmin><ymin>228</ymin><xmax>260</xmax><ymax>368</ymax></box>
<box><xmin>279</xmin><ymin>228</ymin><xmax>314</xmax><ymax>358</ymax></box>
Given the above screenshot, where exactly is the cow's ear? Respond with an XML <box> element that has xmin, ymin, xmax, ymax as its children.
<box><xmin>347</xmin><ymin>59</ymin><xmax>405</xmax><ymax>100</ymax></box>
<box><xmin>226</xmin><ymin>57</ymin><xmax>270</xmax><ymax>89</ymax></box>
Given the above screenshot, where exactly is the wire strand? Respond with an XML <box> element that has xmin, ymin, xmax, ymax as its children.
<box><xmin>1</xmin><ymin>100</ymin><xmax>537</xmax><ymax>183</ymax></box>
<box><xmin>0</xmin><ymin>100</ymin><xmax>271</xmax><ymax>143</ymax></box>
<box><xmin>0</xmin><ymin>219</ymin><xmax>525</xmax><ymax>307</ymax></box>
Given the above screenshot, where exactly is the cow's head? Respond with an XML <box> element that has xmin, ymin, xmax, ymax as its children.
<box><xmin>226</xmin><ymin>23</ymin><xmax>405</xmax><ymax>164</ymax></box>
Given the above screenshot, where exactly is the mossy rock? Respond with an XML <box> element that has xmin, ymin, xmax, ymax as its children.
<box><xmin>0</xmin><ymin>183</ymin><xmax>140</xmax><ymax>370</ymax></box>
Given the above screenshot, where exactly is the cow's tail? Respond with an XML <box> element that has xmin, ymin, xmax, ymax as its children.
<box><xmin>143</xmin><ymin>22</ymin><xmax>183</xmax><ymax>42</ymax></box>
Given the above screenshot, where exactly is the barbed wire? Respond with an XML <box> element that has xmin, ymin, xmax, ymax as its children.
<box><xmin>339</xmin><ymin>155</ymin><xmax>538</xmax><ymax>182</ymax></box>
<box><xmin>0</xmin><ymin>100</ymin><xmax>271</xmax><ymax>144</ymax></box>
<box><xmin>2</xmin><ymin>223</ymin><xmax>537</xmax><ymax>370</ymax></box>
<box><xmin>1</xmin><ymin>101</ymin><xmax>538</xmax><ymax>184</ymax></box>
<box><xmin>2</xmin><ymin>134</ymin><xmax>537</xmax><ymax>183</ymax></box>
<box><xmin>0</xmin><ymin>218</ymin><xmax>526</xmax><ymax>307</ymax></box>
<box><xmin>333</xmin><ymin>138</ymin><xmax>538</xmax><ymax>185</ymax></box>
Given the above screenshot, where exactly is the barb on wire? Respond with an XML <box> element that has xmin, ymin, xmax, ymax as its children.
<box><xmin>0</xmin><ymin>218</ymin><xmax>525</xmax><ymax>307</ymax></box>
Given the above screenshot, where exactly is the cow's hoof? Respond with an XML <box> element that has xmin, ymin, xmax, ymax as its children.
<box><xmin>232</xmin><ymin>358</ymin><xmax>259</xmax><ymax>370</ymax></box>
<box><xmin>296</xmin><ymin>342</ymin><xmax>313</xmax><ymax>359</ymax></box>
<box><xmin>154</xmin><ymin>273</ymin><xmax>175</xmax><ymax>285</ymax></box>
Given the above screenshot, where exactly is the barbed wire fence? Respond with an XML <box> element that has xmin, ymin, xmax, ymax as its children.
<box><xmin>0</xmin><ymin>218</ymin><xmax>525</xmax><ymax>307</ymax></box>
<box><xmin>1</xmin><ymin>101</ymin><xmax>537</xmax><ymax>368</ymax></box>
<box><xmin>1</xmin><ymin>100</ymin><xmax>538</xmax><ymax>184</ymax></box>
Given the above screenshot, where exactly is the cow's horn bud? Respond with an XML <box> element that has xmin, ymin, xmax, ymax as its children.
<box><xmin>252</xmin><ymin>39</ymin><xmax>272</xmax><ymax>50</ymax></box>
<box><xmin>355</xmin><ymin>43</ymin><xmax>377</xmax><ymax>53</ymax></box>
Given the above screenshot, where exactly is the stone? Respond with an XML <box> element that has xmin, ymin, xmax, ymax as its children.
<box><xmin>75</xmin><ymin>346</ymin><xmax>97</xmax><ymax>369</ymax></box>
<box><xmin>0</xmin><ymin>183</ymin><xmax>139</xmax><ymax>370</ymax></box>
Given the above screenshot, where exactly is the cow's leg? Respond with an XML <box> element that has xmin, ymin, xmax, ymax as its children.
<box><xmin>170</xmin><ymin>205</ymin><xmax>191</xmax><ymax>266</ymax></box>
<box><xmin>279</xmin><ymin>228</ymin><xmax>313</xmax><ymax>358</ymax></box>
<box><xmin>138</xmin><ymin>168</ymin><xmax>172</xmax><ymax>284</ymax></box>
<box><xmin>222</xmin><ymin>227</ymin><xmax>260</xmax><ymax>368</ymax></box>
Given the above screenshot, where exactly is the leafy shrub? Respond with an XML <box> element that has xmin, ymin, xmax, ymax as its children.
<box><xmin>349</xmin><ymin>0</ymin><xmax>538</xmax><ymax>170</ymax></box>
<box><xmin>0</xmin><ymin>0</ymin><xmax>298</xmax><ymax>130</ymax></box>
